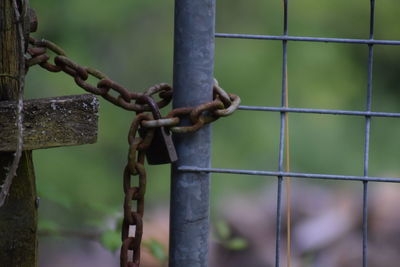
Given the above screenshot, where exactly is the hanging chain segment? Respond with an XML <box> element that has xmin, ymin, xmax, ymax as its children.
<box><xmin>121</xmin><ymin>113</ymin><xmax>154</xmax><ymax>267</ymax></box>
<box><xmin>26</xmin><ymin>24</ymin><xmax>240</xmax><ymax>267</ymax></box>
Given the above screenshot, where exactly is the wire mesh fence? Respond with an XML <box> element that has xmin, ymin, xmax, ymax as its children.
<box><xmin>177</xmin><ymin>0</ymin><xmax>400</xmax><ymax>266</ymax></box>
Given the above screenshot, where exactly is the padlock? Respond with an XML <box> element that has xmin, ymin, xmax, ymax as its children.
<box><xmin>141</xmin><ymin>126</ymin><xmax>177</xmax><ymax>165</ymax></box>
<box><xmin>138</xmin><ymin>96</ymin><xmax>177</xmax><ymax>165</ymax></box>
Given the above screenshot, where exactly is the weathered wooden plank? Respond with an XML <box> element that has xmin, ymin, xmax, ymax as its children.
<box><xmin>0</xmin><ymin>94</ymin><xmax>99</xmax><ymax>151</ymax></box>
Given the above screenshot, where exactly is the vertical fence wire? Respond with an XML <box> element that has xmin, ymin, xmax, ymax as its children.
<box><xmin>275</xmin><ymin>0</ymin><xmax>289</xmax><ymax>266</ymax></box>
<box><xmin>362</xmin><ymin>1</ymin><xmax>376</xmax><ymax>266</ymax></box>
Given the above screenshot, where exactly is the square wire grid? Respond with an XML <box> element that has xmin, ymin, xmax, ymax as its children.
<box><xmin>179</xmin><ymin>0</ymin><xmax>400</xmax><ymax>266</ymax></box>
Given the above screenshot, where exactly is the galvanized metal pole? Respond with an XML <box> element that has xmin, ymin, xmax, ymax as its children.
<box><xmin>169</xmin><ymin>0</ymin><xmax>215</xmax><ymax>266</ymax></box>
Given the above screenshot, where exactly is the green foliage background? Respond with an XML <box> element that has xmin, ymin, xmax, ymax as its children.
<box><xmin>27</xmin><ymin>0</ymin><xmax>400</xmax><ymax>244</ymax></box>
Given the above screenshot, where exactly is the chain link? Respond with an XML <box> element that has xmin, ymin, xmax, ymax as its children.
<box><xmin>26</xmin><ymin>32</ymin><xmax>240</xmax><ymax>266</ymax></box>
<box><xmin>141</xmin><ymin>84</ymin><xmax>241</xmax><ymax>133</ymax></box>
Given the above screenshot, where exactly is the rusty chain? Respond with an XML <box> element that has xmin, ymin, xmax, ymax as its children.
<box><xmin>26</xmin><ymin>18</ymin><xmax>240</xmax><ymax>267</ymax></box>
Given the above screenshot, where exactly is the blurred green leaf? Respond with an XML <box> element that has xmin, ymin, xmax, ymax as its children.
<box><xmin>215</xmin><ymin>220</ymin><xmax>231</xmax><ymax>240</ymax></box>
<box><xmin>225</xmin><ymin>238</ymin><xmax>248</xmax><ymax>251</ymax></box>
<box><xmin>38</xmin><ymin>220</ymin><xmax>59</xmax><ymax>233</ymax></box>
<box><xmin>100</xmin><ymin>230</ymin><xmax>121</xmax><ymax>252</ymax></box>
<box><xmin>144</xmin><ymin>239</ymin><xmax>167</xmax><ymax>263</ymax></box>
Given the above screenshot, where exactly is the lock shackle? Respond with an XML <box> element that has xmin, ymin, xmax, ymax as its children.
<box><xmin>138</xmin><ymin>95</ymin><xmax>162</xmax><ymax>120</ymax></box>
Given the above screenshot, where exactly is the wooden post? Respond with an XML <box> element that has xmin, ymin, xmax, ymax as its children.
<box><xmin>0</xmin><ymin>1</ymin><xmax>37</xmax><ymax>266</ymax></box>
<box><xmin>0</xmin><ymin>1</ymin><xmax>99</xmax><ymax>266</ymax></box>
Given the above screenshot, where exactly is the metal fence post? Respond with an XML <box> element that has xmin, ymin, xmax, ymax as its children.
<box><xmin>169</xmin><ymin>0</ymin><xmax>215</xmax><ymax>266</ymax></box>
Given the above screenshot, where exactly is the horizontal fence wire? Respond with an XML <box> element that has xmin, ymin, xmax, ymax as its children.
<box><xmin>216</xmin><ymin>33</ymin><xmax>400</xmax><ymax>46</ymax></box>
<box><xmin>239</xmin><ymin>106</ymin><xmax>400</xmax><ymax>118</ymax></box>
<box><xmin>178</xmin><ymin>166</ymin><xmax>400</xmax><ymax>183</ymax></box>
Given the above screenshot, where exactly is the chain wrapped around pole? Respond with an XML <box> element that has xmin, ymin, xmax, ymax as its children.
<box><xmin>26</xmin><ymin>15</ymin><xmax>240</xmax><ymax>267</ymax></box>
<box><xmin>26</xmin><ymin>38</ymin><xmax>240</xmax><ymax>133</ymax></box>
